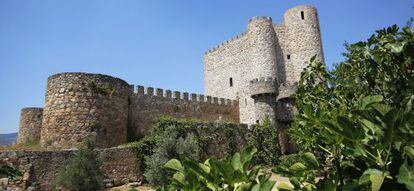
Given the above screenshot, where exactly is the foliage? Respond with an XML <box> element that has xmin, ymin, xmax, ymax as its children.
<box><xmin>279</xmin><ymin>153</ymin><xmax>303</xmax><ymax>169</ymax></box>
<box><xmin>272</xmin><ymin>152</ymin><xmax>319</xmax><ymax>191</ymax></box>
<box><xmin>248</xmin><ymin>117</ymin><xmax>280</xmax><ymax>166</ymax></box>
<box><xmin>120</xmin><ymin>116</ymin><xmax>248</xmax><ymax>186</ymax></box>
<box><xmin>144</xmin><ymin>127</ymin><xmax>201</xmax><ymax>185</ymax></box>
<box><xmin>86</xmin><ymin>80</ymin><xmax>116</xmax><ymax>96</ymax></box>
<box><xmin>0</xmin><ymin>165</ymin><xmax>22</xmax><ymax>179</ymax></box>
<box><xmin>286</xmin><ymin>23</ymin><xmax>414</xmax><ymax>190</ymax></box>
<box><xmin>158</xmin><ymin>146</ymin><xmax>275</xmax><ymax>191</ymax></box>
<box><xmin>55</xmin><ymin>139</ymin><xmax>104</xmax><ymax>191</ymax></box>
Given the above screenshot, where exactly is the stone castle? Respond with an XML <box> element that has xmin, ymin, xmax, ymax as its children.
<box><xmin>17</xmin><ymin>5</ymin><xmax>324</xmax><ymax>150</ymax></box>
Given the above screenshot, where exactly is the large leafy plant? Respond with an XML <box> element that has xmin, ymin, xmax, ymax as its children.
<box><xmin>286</xmin><ymin>23</ymin><xmax>414</xmax><ymax>190</ymax></box>
<box><xmin>159</xmin><ymin>146</ymin><xmax>275</xmax><ymax>191</ymax></box>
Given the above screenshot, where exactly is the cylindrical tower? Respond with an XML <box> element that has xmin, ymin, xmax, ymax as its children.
<box><xmin>40</xmin><ymin>72</ymin><xmax>133</xmax><ymax>149</ymax></box>
<box><xmin>249</xmin><ymin>77</ymin><xmax>278</xmax><ymax>124</ymax></box>
<box><xmin>284</xmin><ymin>5</ymin><xmax>324</xmax><ymax>84</ymax></box>
<box><xmin>18</xmin><ymin>107</ymin><xmax>43</xmax><ymax>144</ymax></box>
<box><xmin>247</xmin><ymin>16</ymin><xmax>278</xmax><ymax>78</ymax></box>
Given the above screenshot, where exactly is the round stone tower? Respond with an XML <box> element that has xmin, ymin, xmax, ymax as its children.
<box><xmin>18</xmin><ymin>107</ymin><xmax>43</xmax><ymax>144</ymax></box>
<box><xmin>248</xmin><ymin>77</ymin><xmax>278</xmax><ymax>124</ymax></box>
<box><xmin>40</xmin><ymin>72</ymin><xmax>133</xmax><ymax>149</ymax></box>
<box><xmin>246</xmin><ymin>16</ymin><xmax>279</xmax><ymax>124</ymax></box>
<box><xmin>247</xmin><ymin>16</ymin><xmax>278</xmax><ymax>78</ymax></box>
<box><xmin>284</xmin><ymin>5</ymin><xmax>324</xmax><ymax>85</ymax></box>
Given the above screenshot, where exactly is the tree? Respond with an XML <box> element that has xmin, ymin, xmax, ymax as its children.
<box><xmin>284</xmin><ymin>23</ymin><xmax>414</xmax><ymax>190</ymax></box>
<box><xmin>55</xmin><ymin>140</ymin><xmax>103</xmax><ymax>191</ymax></box>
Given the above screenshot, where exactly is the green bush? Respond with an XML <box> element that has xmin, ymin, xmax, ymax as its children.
<box><xmin>144</xmin><ymin>126</ymin><xmax>201</xmax><ymax>185</ymax></box>
<box><xmin>248</xmin><ymin>117</ymin><xmax>280</xmax><ymax>166</ymax></box>
<box><xmin>278</xmin><ymin>153</ymin><xmax>302</xmax><ymax>168</ymax></box>
<box><xmin>55</xmin><ymin>140</ymin><xmax>103</xmax><ymax>191</ymax></box>
<box><xmin>120</xmin><ymin>116</ymin><xmax>249</xmax><ymax>186</ymax></box>
<box><xmin>285</xmin><ymin>23</ymin><xmax>414</xmax><ymax>190</ymax></box>
<box><xmin>159</xmin><ymin>146</ymin><xmax>275</xmax><ymax>191</ymax></box>
<box><xmin>0</xmin><ymin>166</ymin><xmax>22</xmax><ymax>179</ymax></box>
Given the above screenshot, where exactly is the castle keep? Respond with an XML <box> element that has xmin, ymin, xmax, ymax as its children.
<box><xmin>17</xmin><ymin>5</ymin><xmax>324</xmax><ymax>150</ymax></box>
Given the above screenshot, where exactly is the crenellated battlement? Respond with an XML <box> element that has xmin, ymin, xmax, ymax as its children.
<box><xmin>278</xmin><ymin>82</ymin><xmax>298</xmax><ymax>100</ymax></box>
<box><xmin>134</xmin><ymin>85</ymin><xmax>238</xmax><ymax>106</ymax></box>
<box><xmin>204</xmin><ymin>31</ymin><xmax>248</xmax><ymax>55</ymax></box>
<box><xmin>248</xmin><ymin>77</ymin><xmax>278</xmax><ymax>98</ymax></box>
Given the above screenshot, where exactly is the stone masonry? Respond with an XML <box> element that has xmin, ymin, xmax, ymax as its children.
<box><xmin>15</xmin><ymin>5</ymin><xmax>324</xmax><ymax>150</ymax></box>
<box><xmin>17</xmin><ymin>108</ymin><xmax>43</xmax><ymax>145</ymax></box>
<box><xmin>3</xmin><ymin>4</ymin><xmax>326</xmax><ymax>190</ymax></box>
<box><xmin>204</xmin><ymin>5</ymin><xmax>324</xmax><ymax>126</ymax></box>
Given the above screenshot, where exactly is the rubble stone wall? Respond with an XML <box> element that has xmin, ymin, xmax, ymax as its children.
<box><xmin>0</xmin><ymin>148</ymin><xmax>141</xmax><ymax>190</ymax></box>
<box><xmin>18</xmin><ymin>108</ymin><xmax>43</xmax><ymax>144</ymax></box>
<box><xmin>40</xmin><ymin>72</ymin><xmax>134</xmax><ymax>149</ymax></box>
<box><xmin>129</xmin><ymin>86</ymin><xmax>240</xmax><ymax>136</ymax></box>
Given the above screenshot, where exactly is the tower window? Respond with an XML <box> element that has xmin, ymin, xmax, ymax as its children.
<box><xmin>301</xmin><ymin>11</ymin><xmax>305</xmax><ymax>20</ymax></box>
<box><xmin>256</xmin><ymin>120</ymin><xmax>259</xmax><ymax>124</ymax></box>
<box><xmin>229</xmin><ymin>78</ymin><xmax>233</xmax><ymax>87</ymax></box>
<box><xmin>287</xmin><ymin>54</ymin><xmax>291</xmax><ymax>60</ymax></box>
<box><xmin>245</xmin><ymin>98</ymin><xmax>247</xmax><ymax>105</ymax></box>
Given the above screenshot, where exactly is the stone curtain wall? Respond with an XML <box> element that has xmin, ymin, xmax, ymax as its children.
<box><xmin>40</xmin><ymin>73</ymin><xmax>133</xmax><ymax>149</ymax></box>
<box><xmin>0</xmin><ymin>148</ymin><xmax>142</xmax><ymax>190</ymax></box>
<box><xmin>129</xmin><ymin>86</ymin><xmax>240</xmax><ymax>136</ymax></box>
<box><xmin>203</xmin><ymin>5</ymin><xmax>324</xmax><ymax>125</ymax></box>
<box><xmin>18</xmin><ymin>108</ymin><xmax>43</xmax><ymax>144</ymax></box>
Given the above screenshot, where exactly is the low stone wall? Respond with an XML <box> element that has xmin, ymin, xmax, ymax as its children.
<box><xmin>0</xmin><ymin>147</ymin><xmax>142</xmax><ymax>190</ymax></box>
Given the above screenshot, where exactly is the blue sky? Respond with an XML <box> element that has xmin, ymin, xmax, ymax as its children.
<box><xmin>0</xmin><ymin>0</ymin><xmax>412</xmax><ymax>134</ymax></box>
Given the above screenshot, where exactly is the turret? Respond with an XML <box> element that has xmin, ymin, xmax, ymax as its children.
<box><xmin>40</xmin><ymin>72</ymin><xmax>133</xmax><ymax>149</ymax></box>
<box><xmin>248</xmin><ymin>77</ymin><xmax>278</xmax><ymax>124</ymax></box>
<box><xmin>284</xmin><ymin>5</ymin><xmax>324</xmax><ymax>84</ymax></box>
<box><xmin>18</xmin><ymin>107</ymin><xmax>43</xmax><ymax>144</ymax></box>
<box><xmin>247</xmin><ymin>16</ymin><xmax>278</xmax><ymax>78</ymax></box>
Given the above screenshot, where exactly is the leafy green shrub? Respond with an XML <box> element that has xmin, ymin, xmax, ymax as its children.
<box><xmin>0</xmin><ymin>166</ymin><xmax>22</xmax><ymax>179</ymax></box>
<box><xmin>144</xmin><ymin>126</ymin><xmax>201</xmax><ymax>185</ymax></box>
<box><xmin>248</xmin><ymin>117</ymin><xmax>280</xmax><ymax>166</ymax></box>
<box><xmin>278</xmin><ymin>153</ymin><xmax>302</xmax><ymax>168</ymax></box>
<box><xmin>55</xmin><ymin>140</ymin><xmax>103</xmax><ymax>191</ymax></box>
<box><xmin>159</xmin><ymin>146</ymin><xmax>275</xmax><ymax>191</ymax></box>
<box><xmin>127</xmin><ymin>189</ymin><xmax>138</xmax><ymax>191</ymax></box>
<box><xmin>120</xmin><ymin>116</ymin><xmax>248</xmax><ymax>186</ymax></box>
<box><xmin>286</xmin><ymin>23</ymin><xmax>414</xmax><ymax>190</ymax></box>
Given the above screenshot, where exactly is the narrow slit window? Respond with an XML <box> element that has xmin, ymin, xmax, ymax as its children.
<box><xmin>301</xmin><ymin>11</ymin><xmax>305</xmax><ymax>20</ymax></box>
<box><xmin>287</xmin><ymin>54</ymin><xmax>291</xmax><ymax>60</ymax></box>
<box><xmin>245</xmin><ymin>98</ymin><xmax>247</xmax><ymax>105</ymax></box>
<box><xmin>229</xmin><ymin>78</ymin><xmax>233</xmax><ymax>87</ymax></box>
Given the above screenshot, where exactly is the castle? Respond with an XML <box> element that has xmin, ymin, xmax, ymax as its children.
<box><xmin>17</xmin><ymin>5</ymin><xmax>324</xmax><ymax>151</ymax></box>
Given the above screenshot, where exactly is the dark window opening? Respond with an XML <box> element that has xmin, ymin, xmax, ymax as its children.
<box><xmin>287</xmin><ymin>54</ymin><xmax>291</xmax><ymax>60</ymax></box>
<box><xmin>256</xmin><ymin>120</ymin><xmax>259</xmax><ymax>124</ymax></box>
<box><xmin>229</xmin><ymin>78</ymin><xmax>233</xmax><ymax>87</ymax></box>
<box><xmin>245</xmin><ymin>98</ymin><xmax>247</xmax><ymax>105</ymax></box>
<box><xmin>301</xmin><ymin>11</ymin><xmax>305</xmax><ymax>20</ymax></box>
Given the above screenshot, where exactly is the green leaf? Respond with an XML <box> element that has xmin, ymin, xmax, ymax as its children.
<box><xmin>301</xmin><ymin>152</ymin><xmax>319</xmax><ymax>169</ymax></box>
<box><xmin>232</xmin><ymin>152</ymin><xmax>242</xmax><ymax>171</ymax></box>
<box><xmin>289</xmin><ymin>162</ymin><xmax>307</xmax><ymax>173</ymax></box>
<box><xmin>397</xmin><ymin>161</ymin><xmax>414</xmax><ymax>191</ymax></box>
<box><xmin>359</xmin><ymin>95</ymin><xmax>383</xmax><ymax>109</ymax></box>
<box><xmin>164</xmin><ymin>159</ymin><xmax>184</xmax><ymax>173</ymax></box>
<box><xmin>276</xmin><ymin>181</ymin><xmax>294</xmax><ymax>190</ymax></box>
<box><xmin>359</xmin><ymin>168</ymin><xmax>386</xmax><ymax>191</ymax></box>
